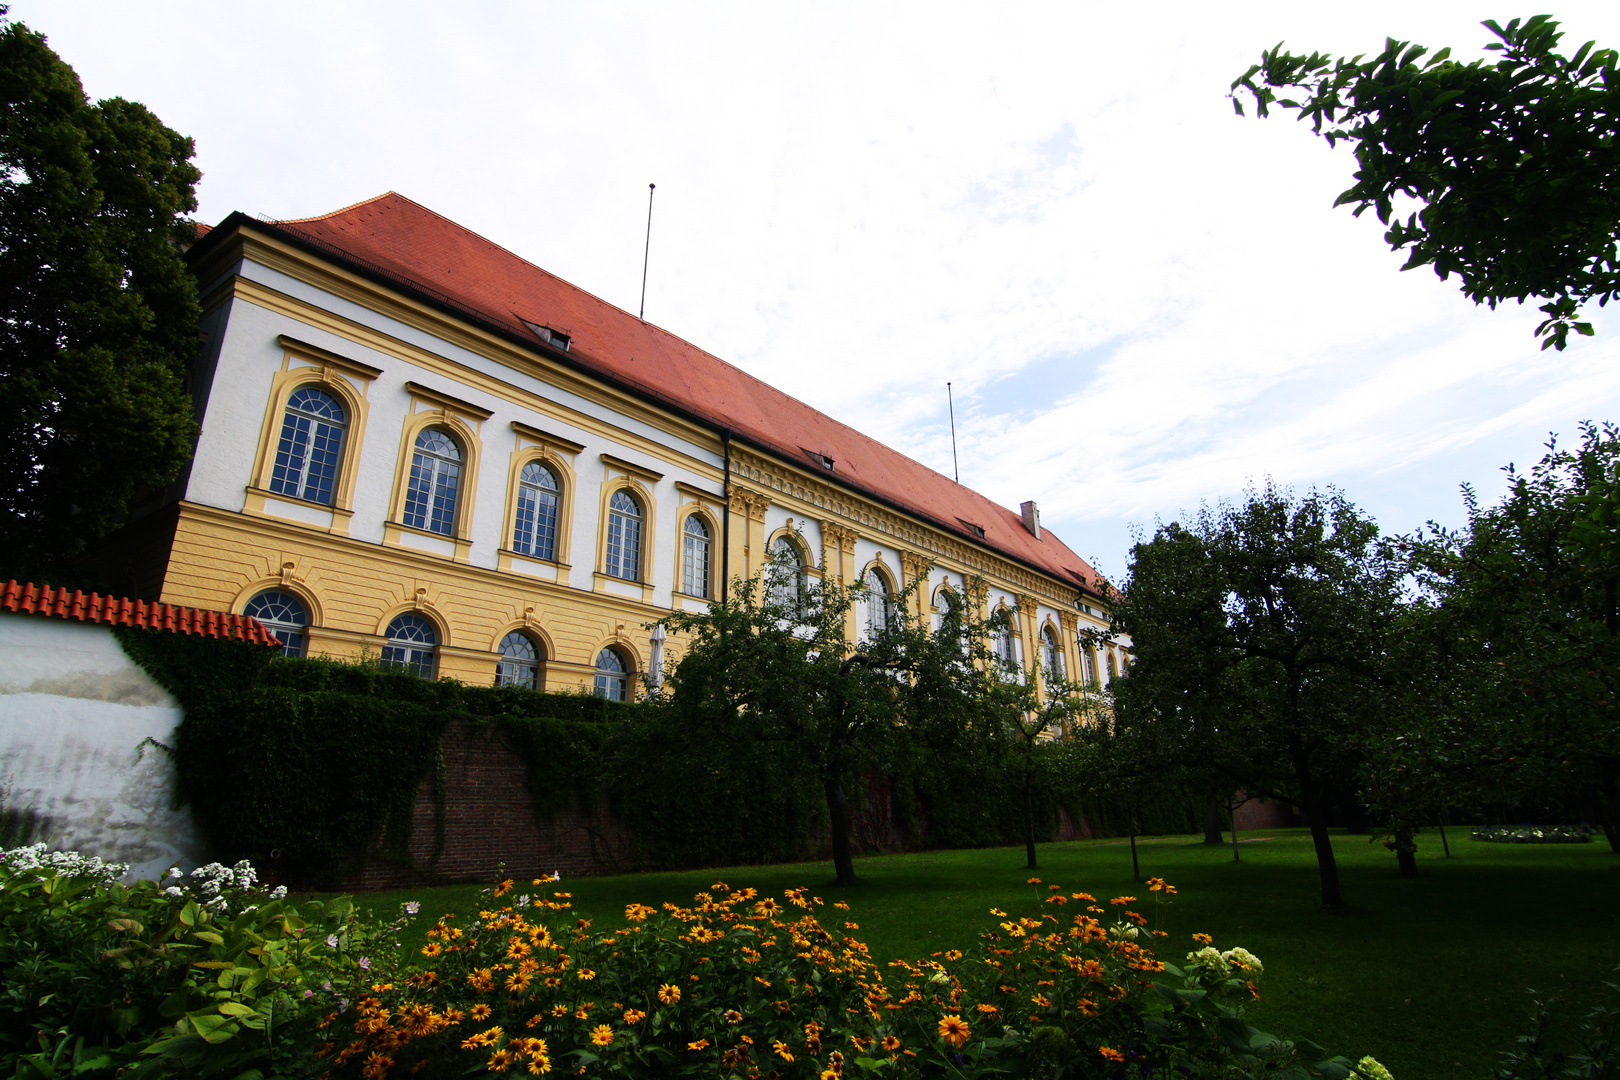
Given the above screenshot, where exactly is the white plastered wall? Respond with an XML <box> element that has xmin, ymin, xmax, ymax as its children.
<box><xmin>0</xmin><ymin>616</ymin><xmax>209</xmax><ymax>881</ymax></box>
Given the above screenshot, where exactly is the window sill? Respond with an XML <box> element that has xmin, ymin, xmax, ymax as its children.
<box><xmin>383</xmin><ymin>520</ymin><xmax>472</xmax><ymax>562</ymax></box>
<box><xmin>243</xmin><ymin>487</ymin><xmax>354</xmax><ymax>535</ymax></box>
<box><xmin>593</xmin><ymin>571</ymin><xmax>654</xmax><ymax>605</ymax></box>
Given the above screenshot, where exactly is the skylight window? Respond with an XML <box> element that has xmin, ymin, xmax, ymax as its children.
<box><xmin>522</xmin><ymin>319</ymin><xmax>570</xmax><ymax>352</ymax></box>
<box><xmin>802</xmin><ymin>448</ymin><xmax>835</xmax><ymax>472</ymax></box>
<box><xmin>957</xmin><ymin>518</ymin><xmax>986</xmax><ymax>539</ymax></box>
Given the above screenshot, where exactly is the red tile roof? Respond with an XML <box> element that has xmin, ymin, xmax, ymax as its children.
<box><xmin>1</xmin><ymin>580</ymin><xmax>281</xmax><ymax>646</ymax></box>
<box><xmin>248</xmin><ymin>193</ymin><xmax>1100</xmax><ymax>595</ymax></box>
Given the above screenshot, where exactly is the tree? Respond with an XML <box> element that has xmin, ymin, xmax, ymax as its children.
<box><xmin>0</xmin><ymin>9</ymin><xmax>201</xmax><ymax>581</ymax></box>
<box><xmin>1105</xmin><ymin>484</ymin><xmax>1406</xmax><ymax>910</ymax></box>
<box><xmin>1414</xmin><ymin>423</ymin><xmax>1620</xmax><ymax>851</ymax></box>
<box><xmin>1232</xmin><ymin>16</ymin><xmax>1620</xmax><ymax>351</ymax></box>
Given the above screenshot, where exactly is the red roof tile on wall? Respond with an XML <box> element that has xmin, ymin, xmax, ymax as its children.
<box><xmin>1</xmin><ymin>580</ymin><xmax>281</xmax><ymax>646</ymax></box>
<box><xmin>256</xmin><ymin>193</ymin><xmax>1101</xmax><ymax>594</ymax></box>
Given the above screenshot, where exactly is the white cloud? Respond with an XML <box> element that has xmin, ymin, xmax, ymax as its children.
<box><xmin>14</xmin><ymin>0</ymin><xmax>1620</xmax><ymax>578</ymax></box>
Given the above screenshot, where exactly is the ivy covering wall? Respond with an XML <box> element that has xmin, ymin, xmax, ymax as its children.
<box><xmin>115</xmin><ymin>630</ymin><xmax>1205</xmax><ymax>886</ymax></box>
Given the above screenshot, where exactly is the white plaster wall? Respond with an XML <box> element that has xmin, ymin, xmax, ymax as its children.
<box><xmin>188</xmin><ymin>263</ymin><xmax>727</xmax><ymax>612</ymax></box>
<box><xmin>0</xmin><ymin>617</ymin><xmax>209</xmax><ymax>881</ymax></box>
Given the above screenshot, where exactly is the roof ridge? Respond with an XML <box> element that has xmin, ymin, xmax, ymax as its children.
<box><xmin>274</xmin><ymin>190</ymin><xmax>400</xmax><ymax>224</ymax></box>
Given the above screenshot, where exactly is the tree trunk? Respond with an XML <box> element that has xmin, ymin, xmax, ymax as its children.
<box><xmin>1291</xmin><ymin>732</ymin><xmax>1346</xmax><ymax>911</ymax></box>
<box><xmin>1437</xmin><ymin>807</ymin><xmax>1452</xmax><ymax>858</ymax></box>
<box><xmin>1395</xmin><ymin>844</ymin><xmax>1418</xmax><ymax>878</ymax></box>
<box><xmin>1599</xmin><ymin>774</ymin><xmax>1620</xmax><ymax>854</ymax></box>
<box><xmin>824</xmin><ymin>772</ymin><xmax>857</xmax><ymax>886</ymax></box>
<box><xmin>1129</xmin><ymin>818</ymin><xmax>1140</xmax><ymax>880</ymax></box>
<box><xmin>1203</xmin><ymin>794</ymin><xmax>1225</xmax><ymax>844</ymax></box>
<box><xmin>1023</xmin><ymin>768</ymin><xmax>1038</xmax><ymax>869</ymax></box>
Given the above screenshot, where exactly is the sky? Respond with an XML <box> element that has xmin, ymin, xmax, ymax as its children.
<box><xmin>14</xmin><ymin>1</ymin><xmax>1620</xmax><ymax>582</ymax></box>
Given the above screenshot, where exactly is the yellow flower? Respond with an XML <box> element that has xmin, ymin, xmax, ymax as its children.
<box><xmin>975</xmin><ymin>1003</ymin><xmax>999</xmax><ymax>1015</ymax></box>
<box><xmin>989</xmin><ymin>908</ymin><xmax>1007</xmax><ymax>917</ymax></box>
<box><xmin>944</xmin><ymin>950</ymin><xmax>963</xmax><ymax>961</ymax></box>
<box><xmin>623</xmin><ymin>1008</ymin><xmax>645</xmax><ymax>1024</ymax></box>
<box><xmin>657</xmin><ymin>983</ymin><xmax>681</xmax><ymax>1005</ymax></box>
<box><xmin>880</xmin><ymin>1035</ymin><xmax>901</xmax><ymax>1052</ymax></box>
<box><xmin>577</xmin><ymin>969</ymin><xmax>595</xmax><ymax>981</ymax></box>
<box><xmin>723</xmin><ymin>1009</ymin><xmax>743</xmax><ymax>1025</ymax></box>
<box><xmin>470</xmin><ymin>1004</ymin><xmax>492</xmax><ymax>1021</ymax></box>
<box><xmin>1192</xmin><ymin>933</ymin><xmax>1213</xmax><ymax>945</ymax></box>
<box><xmin>421</xmin><ymin>942</ymin><xmax>443</xmax><ymax>957</ymax></box>
<box><xmin>686</xmin><ymin>1039</ymin><xmax>710</xmax><ymax>1051</ymax></box>
<box><xmin>589</xmin><ymin>1025</ymin><xmax>614</xmax><ymax>1047</ymax></box>
<box><xmin>937</xmin><ymin>1015</ymin><xmax>970</xmax><ymax>1048</ymax></box>
<box><xmin>493</xmin><ymin>879</ymin><xmax>515</xmax><ymax>898</ymax></box>
<box><xmin>772</xmin><ymin>1040</ymin><xmax>794</xmax><ymax>1062</ymax></box>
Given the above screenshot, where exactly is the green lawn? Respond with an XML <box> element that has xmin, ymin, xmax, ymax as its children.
<box><xmin>340</xmin><ymin>828</ymin><xmax>1620</xmax><ymax>1078</ymax></box>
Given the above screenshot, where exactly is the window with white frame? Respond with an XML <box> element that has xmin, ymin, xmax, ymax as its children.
<box><xmin>512</xmin><ymin>461</ymin><xmax>560</xmax><ymax>559</ymax></box>
<box><xmin>682</xmin><ymin>514</ymin><xmax>712</xmax><ymax>598</ymax></box>
<box><xmin>1041</xmin><ymin>625</ymin><xmax>1066</xmax><ymax>682</ymax></box>
<box><xmin>991</xmin><ymin>607</ymin><xmax>1021</xmax><ymax>678</ymax></box>
<box><xmin>244</xmin><ymin>589</ymin><xmax>308</xmax><ymax>657</ymax></box>
<box><xmin>496</xmin><ymin>631</ymin><xmax>542</xmax><ymax>688</ymax></box>
<box><xmin>381</xmin><ymin>613</ymin><xmax>438</xmax><ymax>678</ymax></box>
<box><xmin>1082</xmin><ymin>645</ymin><xmax>1097</xmax><ymax>685</ymax></box>
<box><xmin>268</xmin><ymin>386</ymin><xmax>346</xmax><ymax>505</ymax></box>
<box><xmin>402</xmin><ymin>428</ymin><xmax>463</xmax><ymax>536</ymax></box>
<box><xmin>862</xmin><ymin>568</ymin><xmax>893</xmax><ymax>639</ymax></box>
<box><xmin>767</xmin><ymin>536</ymin><xmax>805</xmax><ymax>614</ymax></box>
<box><xmin>604</xmin><ymin>490</ymin><xmax>643</xmax><ymax>580</ymax></box>
<box><xmin>594</xmin><ymin>647</ymin><xmax>630</xmax><ymax>701</ymax></box>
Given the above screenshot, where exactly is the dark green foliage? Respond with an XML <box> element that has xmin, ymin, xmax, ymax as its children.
<box><xmin>1233</xmin><ymin>16</ymin><xmax>1620</xmax><ymax>351</ymax></box>
<box><xmin>0</xmin><ymin>11</ymin><xmax>202</xmax><ymax>580</ymax></box>
<box><xmin>1499</xmin><ymin>968</ymin><xmax>1620</xmax><ymax>1079</ymax></box>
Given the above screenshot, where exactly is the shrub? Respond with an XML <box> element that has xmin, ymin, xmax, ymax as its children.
<box><xmin>0</xmin><ymin>844</ymin><xmax>388</xmax><ymax>1080</ymax></box>
<box><xmin>318</xmin><ymin>875</ymin><xmax>1380</xmax><ymax>1079</ymax></box>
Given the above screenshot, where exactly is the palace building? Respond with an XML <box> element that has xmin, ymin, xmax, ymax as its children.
<box><xmin>113</xmin><ymin>193</ymin><xmax>1123</xmax><ymax>698</ymax></box>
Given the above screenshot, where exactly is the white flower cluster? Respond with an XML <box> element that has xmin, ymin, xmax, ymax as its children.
<box><xmin>1222</xmin><ymin>946</ymin><xmax>1264</xmax><ymax>975</ymax></box>
<box><xmin>1186</xmin><ymin>945</ymin><xmax>1225</xmax><ymax>969</ymax></box>
<box><xmin>184</xmin><ymin>859</ymin><xmax>286</xmax><ymax>911</ymax></box>
<box><xmin>1351</xmin><ymin>1056</ymin><xmax>1394</xmax><ymax>1080</ymax></box>
<box><xmin>1108</xmin><ymin>921</ymin><xmax>1140</xmax><ymax>940</ymax></box>
<box><xmin>0</xmin><ymin>843</ymin><xmax>128</xmax><ymax>887</ymax></box>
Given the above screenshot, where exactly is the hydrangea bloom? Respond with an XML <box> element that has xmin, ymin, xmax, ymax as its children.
<box><xmin>1221</xmin><ymin>946</ymin><xmax>1264</xmax><ymax>975</ymax></box>
<box><xmin>0</xmin><ymin>843</ymin><xmax>129</xmax><ymax>886</ymax></box>
<box><xmin>1353</xmin><ymin>1056</ymin><xmax>1395</xmax><ymax>1080</ymax></box>
<box><xmin>1186</xmin><ymin>946</ymin><xmax>1224</xmax><ymax>968</ymax></box>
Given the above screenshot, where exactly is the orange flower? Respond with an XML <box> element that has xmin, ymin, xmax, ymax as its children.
<box><xmin>657</xmin><ymin>983</ymin><xmax>681</xmax><ymax>1005</ymax></box>
<box><xmin>937</xmin><ymin>1015</ymin><xmax>971</xmax><ymax>1048</ymax></box>
<box><xmin>1192</xmin><ymin>933</ymin><xmax>1213</xmax><ymax>945</ymax></box>
<box><xmin>1026</xmin><ymin>877</ymin><xmax>1042</xmax><ymax>885</ymax></box>
<box><xmin>1100</xmin><ymin>1047</ymin><xmax>1125</xmax><ymax>1062</ymax></box>
<box><xmin>589</xmin><ymin>1025</ymin><xmax>614</xmax><ymax>1047</ymax></box>
<box><xmin>880</xmin><ymin>1035</ymin><xmax>901</xmax><ymax>1053</ymax></box>
<box><xmin>623</xmin><ymin>1009</ymin><xmax>645</xmax><ymax>1024</ymax></box>
<box><xmin>493</xmin><ymin>879</ymin><xmax>515</xmax><ymax>898</ymax></box>
<box><xmin>687</xmin><ymin>1038</ymin><xmax>710</xmax><ymax>1051</ymax></box>
<box><xmin>470</xmin><ymin>1004</ymin><xmax>492</xmax><ymax>1021</ymax></box>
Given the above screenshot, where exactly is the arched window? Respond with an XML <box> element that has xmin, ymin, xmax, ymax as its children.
<box><xmin>1082</xmin><ymin>645</ymin><xmax>1097</xmax><ymax>685</ymax></box>
<box><xmin>382</xmin><ymin>613</ymin><xmax>438</xmax><ymax>678</ymax></box>
<box><xmin>594</xmin><ymin>647</ymin><xmax>630</xmax><ymax>701</ymax></box>
<box><xmin>1042</xmin><ymin>626</ymin><xmax>1066</xmax><ymax>682</ymax></box>
<box><xmin>862</xmin><ymin>569</ymin><xmax>893</xmax><ymax>639</ymax></box>
<box><xmin>1106</xmin><ymin>649</ymin><xmax>1118</xmax><ymax>679</ymax></box>
<box><xmin>682</xmin><ymin>514</ymin><xmax>712</xmax><ymax>598</ymax></box>
<box><xmin>268</xmin><ymin>386</ymin><xmax>346</xmax><ymax>505</ymax></box>
<box><xmin>936</xmin><ymin>589</ymin><xmax>970</xmax><ymax>658</ymax></box>
<box><xmin>496</xmin><ymin>631</ymin><xmax>542</xmax><ymax>689</ymax></box>
<box><xmin>991</xmin><ymin>607</ymin><xmax>1020</xmax><ymax>678</ymax></box>
<box><xmin>402</xmin><ymin>428</ymin><xmax>463</xmax><ymax>536</ymax></box>
<box><xmin>604</xmin><ymin>490</ymin><xmax>643</xmax><ymax>581</ymax></box>
<box><xmin>767</xmin><ymin>536</ymin><xmax>805</xmax><ymax>613</ymax></box>
<box><xmin>512</xmin><ymin>461</ymin><xmax>560</xmax><ymax>560</ymax></box>
<box><xmin>244</xmin><ymin>589</ymin><xmax>308</xmax><ymax>657</ymax></box>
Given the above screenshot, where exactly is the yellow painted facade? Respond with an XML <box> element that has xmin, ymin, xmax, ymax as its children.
<box><xmin>146</xmin><ymin>206</ymin><xmax>1119</xmax><ymax>698</ymax></box>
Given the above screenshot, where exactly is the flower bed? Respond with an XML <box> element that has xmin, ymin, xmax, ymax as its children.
<box><xmin>0</xmin><ymin>846</ymin><xmax>1390</xmax><ymax>1079</ymax></box>
<box><xmin>1471</xmin><ymin>826</ymin><xmax>1594</xmax><ymax>844</ymax></box>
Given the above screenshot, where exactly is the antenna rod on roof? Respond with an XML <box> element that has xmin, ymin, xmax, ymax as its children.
<box><xmin>948</xmin><ymin>382</ymin><xmax>960</xmax><ymax>484</ymax></box>
<box><xmin>639</xmin><ymin>183</ymin><xmax>656</xmax><ymax>321</ymax></box>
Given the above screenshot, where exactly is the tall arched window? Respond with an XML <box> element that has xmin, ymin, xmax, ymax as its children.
<box><xmin>862</xmin><ymin>569</ymin><xmax>893</xmax><ymax>639</ymax></box>
<box><xmin>991</xmin><ymin>607</ymin><xmax>1020</xmax><ymax>678</ymax></box>
<box><xmin>1106</xmin><ymin>649</ymin><xmax>1118</xmax><ymax>680</ymax></box>
<box><xmin>682</xmin><ymin>514</ymin><xmax>712</xmax><ymax>598</ymax></box>
<box><xmin>402</xmin><ymin>428</ymin><xmax>463</xmax><ymax>536</ymax></box>
<box><xmin>767</xmin><ymin>536</ymin><xmax>805</xmax><ymax>614</ymax></box>
<box><xmin>936</xmin><ymin>589</ymin><xmax>969</xmax><ymax>658</ymax></box>
<box><xmin>604</xmin><ymin>490</ymin><xmax>643</xmax><ymax>581</ymax></box>
<box><xmin>269</xmin><ymin>386</ymin><xmax>346</xmax><ymax>505</ymax></box>
<box><xmin>511</xmin><ymin>461</ymin><xmax>560</xmax><ymax>560</ymax></box>
<box><xmin>244</xmin><ymin>589</ymin><xmax>308</xmax><ymax>657</ymax></box>
<box><xmin>382</xmin><ymin>613</ymin><xmax>438</xmax><ymax>678</ymax></box>
<box><xmin>1082</xmin><ymin>645</ymin><xmax>1097</xmax><ymax>685</ymax></box>
<box><xmin>594</xmin><ymin>647</ymin><xmax>630</xmax><ymax>701</ymax></box>
<box><xmin>1041</xmin><ymin>625</ymin><xmax>1066</xmax><ymax>682</ymax></box>
<box><xmin>496</xmin><ymin>631</ymin><xmax>542</xmax><ymax>689</ymax></box>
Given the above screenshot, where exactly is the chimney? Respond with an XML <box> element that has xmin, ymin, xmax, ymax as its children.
<box><xmin>1020</xmin><ymin>500</ymin><xmax>1041</xmax><ymax>539</ymax></box>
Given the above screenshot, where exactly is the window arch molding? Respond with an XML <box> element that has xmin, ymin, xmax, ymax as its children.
<box><xmin>764</xmin><ymin>526</ymin><xmax>822</xmax><ymax>577</ymax></box>
<box><xmin>231</xmin><ymin>576</ymin><xmax>325</xmax><ymax>631</ymax></box>
<box><xmin>501</xmin><ymin>449</ymin><xmax>576</xmax><ymax>567</ymax></box>
<box><xmin>676</xmin><ymin>502</ymin><xmax>722</xmax><ymax>600</ymax></box>
<box><xmin>1040</xmin><ymin>619</ymin><xmax>1067</xmax><ymax>684</ymax></box>
<box><xmin>385</xmin><ymin>409</ymin><xmax>483</xmax><ymax>559</ymax></box>
<box><xmin>373</xmin><ymin>602</ymin><xmax>451</xmax><ymax>650</ymax></box>
<box><xmin>594</xmin><ymin>477</ymin><xmax>657</xmax><ymax>593</ymax></box>
<box><xmin>989</xmin><ymin>597</ymin><xmax>1023</xmax><ymax>679</ymax></box>
<box><xmin>248</xmin><ymin>361</ymin><xmax>372</xmax><ymax>525</ymax></box>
